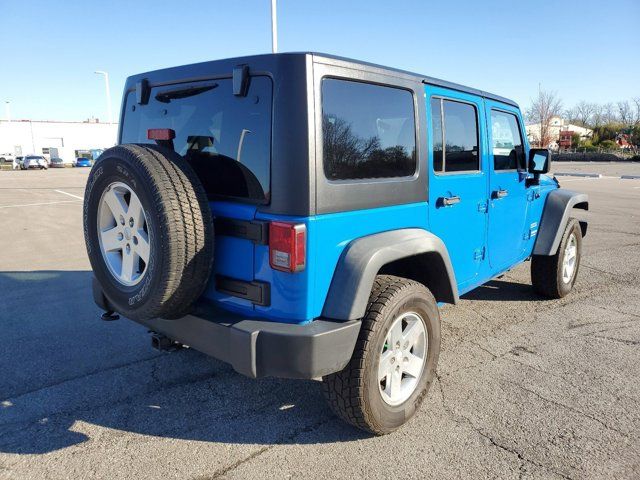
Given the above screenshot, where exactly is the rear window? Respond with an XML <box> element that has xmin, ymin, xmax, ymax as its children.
<box><xmin>321</xmin><ymin>78</ymin><xmax>417</xmax><ymax>181</ymax></box>
<box><xmin>121</xmin><ymin>76</ymin><xmax>272</xmax><ymax>203</ymax></box>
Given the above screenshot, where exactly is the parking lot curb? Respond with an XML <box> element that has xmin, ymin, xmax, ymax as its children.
<box><xmin>554</xmin><ymin>172</ymin><xmax>602</xmax><ymax>178</ymax></box>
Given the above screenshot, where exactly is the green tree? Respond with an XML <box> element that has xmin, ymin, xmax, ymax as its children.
<box><xmin>571</xmin><ymin>132</ymin><xmax>581</xmax><ymax>147</ymax></box>
<box><xmin>599</xmin><ymin>139</ymin><xmax>618</xmax><ymax>150</ymax></box>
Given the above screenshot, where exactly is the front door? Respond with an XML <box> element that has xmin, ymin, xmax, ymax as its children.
<box><xmin>486</xmin><ymin>102</ymin><xmax>530</xmax><ymax>271</ymax></box>
<box><xmin>427</xmin><ymin>87</ymin><xmax>488</xmax><ymax>290</ymax></box>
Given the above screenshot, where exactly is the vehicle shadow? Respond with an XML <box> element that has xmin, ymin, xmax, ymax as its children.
<box><xmin>0</xmin><ymin>270</ymin><xmax>368</xmax><ymax>455</ymax></box>
<box><xmin>461</xmin><ymin>278</ymin><xmax>542</xmax><ymax>302</ymax></box>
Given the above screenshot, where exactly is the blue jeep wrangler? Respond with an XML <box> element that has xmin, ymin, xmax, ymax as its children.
<box><xmin>84</xmin><ymin>53</ymin><xmax>588</xmax><ymax>434</ymax></box>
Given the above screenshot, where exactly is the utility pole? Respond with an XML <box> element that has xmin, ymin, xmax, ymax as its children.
<box><xmin>94</xmin><ymin>71</ymin><xmax>113</xmax><ymax>124</ymax></box>
<box><xmin>4</xmin><ymin>101</ymin><xmax>10</xmax><ymax>122</ymax></box>
<box><xmin>271</xmin><ymin>0</ymin><xmax>278</xmax><ymax>53</ymax></box>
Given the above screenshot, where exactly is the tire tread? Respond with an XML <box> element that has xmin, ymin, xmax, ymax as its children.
<box><xmin>322</xmin><ymin>275</ymin><xmax>435</xmax><ymax>434</ymax></box>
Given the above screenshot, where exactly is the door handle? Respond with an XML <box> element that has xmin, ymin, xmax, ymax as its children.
<box><xmin>492</xmin><ymin>189</ymin><xmax>508</xmax><ymax>199</ymax></box>
<box><xmin>440</xmin><ymin>195</ymin><xmax>461</xmax><ymax>206</ymax></box>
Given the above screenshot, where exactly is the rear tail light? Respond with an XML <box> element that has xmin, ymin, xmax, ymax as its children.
<box><xmin>147</xmin><ymin>128</ymin><xmax>176</xmax><ymax>141</ymax></box>
<box><xmin>269</xmin><ymin>222</ymin><xmax>306</xmax><ymax>273</ymax></box>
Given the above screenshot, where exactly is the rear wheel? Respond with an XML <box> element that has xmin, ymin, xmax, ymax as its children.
<box><xmin>322</xmin><ymin>275</ymin><xmax>440</xmax><ymax>435</ymax></box>
<box><xmin>531</xmin><ymin>218</ymin><xmax>582</xmax><ymax>298</ymax></box>
<box><xmin>84</xmin><ymin>144</ymin><xmax>214</xmax><ymax>321</ymax></box>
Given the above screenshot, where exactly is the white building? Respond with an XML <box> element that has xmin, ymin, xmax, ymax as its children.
<box><xmin>0</xmin><ymin>119</ymin><xmax>117</xmax><ymax>164</ymax></box>
<box><xmin>525</xmin><ymin>116</ymin><xmax>593</xmax><ymax>149</ymax></box>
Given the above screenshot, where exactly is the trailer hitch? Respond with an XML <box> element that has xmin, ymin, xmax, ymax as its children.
<box><xmin>150</xmin><ymin>332</ymin><xmax>183</xmax><ymax>352</ymax></box>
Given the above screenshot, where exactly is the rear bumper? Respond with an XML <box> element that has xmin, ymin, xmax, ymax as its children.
<box><xmin>93</xmin><ymin>278</ymin><xmax>360</xmax><ymax>379</ymax></box>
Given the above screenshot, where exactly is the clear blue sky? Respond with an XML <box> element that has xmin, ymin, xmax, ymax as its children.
<box><xmin>1</xmin><ymin>0</ymin><xmax>638</xmax><ymax>122</ymax></box>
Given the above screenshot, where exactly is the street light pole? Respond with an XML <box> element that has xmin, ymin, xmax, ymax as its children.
<box><xmin>4</xmin><ymin>101</ymin><xmax>10</xmax><ymax>122</ymax></box>
<box><xmin>271</xmin><ymin>0</ymin><xmax>278</xmax><ymax>53</ymax></box>
<box><xmin>94</xmin><ymin>71</ymin><xmax>113</xmax><ymax>124</ymax></box>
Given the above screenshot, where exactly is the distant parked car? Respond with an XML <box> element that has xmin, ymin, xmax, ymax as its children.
<box><xmin>51</xmin><ymin>157</ymin><xmax>66</xmax><ymax>167</ymax></box>
<box><xmin>0</xmin><ymin>153</ymin><xmax>15</xmax><ymax>164</ymax></box>
<box><xmin>23</xmin><ymin>155</ymin><xmax>48</xmax><ymax>170</ymax></box>
<box><xmin>75</xmin><ymin>158</ymin><xmax>92</xmax><ymax>167</ymax></box>
<box><xmin>50</xmin><ymin>157</ymin><xmax>66</xmax><ymax>168</ymax></box>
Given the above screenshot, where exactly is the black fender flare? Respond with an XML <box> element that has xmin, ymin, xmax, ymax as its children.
<box><xmin>533</xmin><ymin>189</ymin><xmax>589</xmax><ymax>256</ymax></box>
<box><xmin>321</xmin><ymin>229</ymin><xmax>458</xmax><ymax>321</ymax></box>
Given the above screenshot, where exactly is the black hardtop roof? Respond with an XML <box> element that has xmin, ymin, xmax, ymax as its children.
<box><xmin>127</xmin><ymin>52</ymin><xmax>518</xmax><ymax>108</ymax></box>
<box><xmin>310</xmin><ymin>52</ymin><xmax>519</xmax><ymax>108</ymax></box>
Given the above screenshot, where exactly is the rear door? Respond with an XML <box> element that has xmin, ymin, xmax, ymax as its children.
<box><xmin>485</xmin><ymin>102</ymin><xmax>530</xmax><ymax>271</ymax></box>
<box><xmin>120</xmin><ymin>75</ymin><xmax>273</xmax><ymax>310</ymax></box>
<box><xmin>426</xmin><ymin>87</ymin><xmax>488</xmax><ymax>290</ymax></box>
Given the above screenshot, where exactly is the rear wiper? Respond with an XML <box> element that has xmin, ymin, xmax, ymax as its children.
<box><xmin>155</xmin><ymin>83</ymin><xmax>218</xmax><ymax>103</ymax></box>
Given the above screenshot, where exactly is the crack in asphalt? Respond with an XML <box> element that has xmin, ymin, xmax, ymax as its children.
<box><xmin>194</xmin><ymin>417</ymin><xmax>332</xmax><ymax>480</ymax></box>
<box><xmin>1</xmin><ymin>353</ymin><xmax>165</xmax><ymax>403</ymax></box>
<box><xmin>434</xmin><ymin>373</ymin><xmax>577</xmax><ymax>480</ymax></box>
<box><xmin>0</xmin><ymin>363</ymin><xmax>222</xmax><ymax>431</ymax></box>
<box><xmin>588</xmin><ymin>335</ymin><xmax>640</xmax><ymax>347</ymax></box>
<box><xmin>503</xmin><ymin>380</ymin><xmax>630</xmax><ymax>438</ymax></box>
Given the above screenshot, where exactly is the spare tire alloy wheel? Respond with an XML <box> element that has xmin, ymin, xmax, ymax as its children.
<box><xmin>98</xmin><ymin>182</ymin><xmax>151</xmax><ymax>286</ymax></box>
<box><xmin>84</xmin><ymin>144</ymin><xmax>214</xmax><ymax>321</ymax></box>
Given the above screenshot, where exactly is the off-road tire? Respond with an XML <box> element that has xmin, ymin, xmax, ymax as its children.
<box><xmin>531</xmin><ymin>218</ymin><xmax>582</xmax><ymax>298</ymax></box>
<box><xmin>84</xmin><ymin>144</ymin><xmax>214</xmax><ymax>321</ymax></box>
<box><xmin>322</xmin><ymin>275</ymin><xmax>440</xmax><ymax>435</ymax></box>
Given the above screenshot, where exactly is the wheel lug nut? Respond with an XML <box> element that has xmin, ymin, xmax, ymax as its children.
<box><xmin>117</xmin><ymin>232</ymin><xmax>124</xmax><ymax>241</ymax></box>
<box><xmin>126</xmin><ymin>244</ymin><xmax>131</xmax><ymax>254</ymax></box>
<box><xmin>390</xmin><ymin>357</ymin><xmax>395</xmax><ymax>364</ymax></box>
<box><xmin>129</xmin><ymin>217</ymin><xmax>134</xmax><ymax>227</ymax></box>
<box><xmin>403</xmin><ymin>357</ymin><xmax>408</xmax><ymax>363</ymax></box>
<box><xmin>119</xmin><ymin>215</ymin><xmax>125</xmax><ymax>225</ymax></box>
<box><xmin>133</xmin><ymin>236</ymin><xmax>138</xmax><ymax>245</ymax></box>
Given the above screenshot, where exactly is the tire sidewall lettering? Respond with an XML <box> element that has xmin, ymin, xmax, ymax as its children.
<box><xmin>86</xmin><ymin>155</ymin><xmax>160</xmax><ymax>313</ymax></box>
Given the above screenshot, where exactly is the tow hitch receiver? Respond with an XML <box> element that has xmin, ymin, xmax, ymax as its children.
<box><xmin>150</xmin><ymin>332</ymin><xmax>183</xmax><ymax>352</ymax></box>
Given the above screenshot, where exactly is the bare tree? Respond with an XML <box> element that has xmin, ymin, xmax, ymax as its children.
<box><xmin>591</xmin><ymin>103</ymin><xmax>605</xmax><ymax>130</ymax></box>
<box><xmin>602</xmin><ymin>102</ymin><xmax>618</xmax><ymax>124</ymax></box>
<box><xmin>618</xmin><ymin>100</ymin><xmax>633</xmax><ymax>125</ymax></box>
<box><xmin>564</xmin><ymin>106</ymin><xmax>579</xmax><ymax>124</ymax></box>
<box><xmin>574</xmin><ymin>101</ymin><xmax>595</xmax><ymax>127</ymax></box>
<box><xmin>632</xmin><ymin>97</ymin><xmax>640</xmax><ymax>125</ymax></box>
<box><xmin>526</xmin><ymin>89</ymin><xmax>563</xmax><ymax>147</ymax></box>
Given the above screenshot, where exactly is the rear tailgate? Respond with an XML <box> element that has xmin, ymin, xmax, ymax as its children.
<box><xmin>120</xmin><ymin>74</ymin><xmax>273</xmax><ymax>314</ymax></box>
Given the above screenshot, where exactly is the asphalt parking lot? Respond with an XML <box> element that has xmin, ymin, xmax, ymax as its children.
<box><xmin>1</xmin><ymin>164</ymin><xmax>639</xmax><ymax>479</ymax></box>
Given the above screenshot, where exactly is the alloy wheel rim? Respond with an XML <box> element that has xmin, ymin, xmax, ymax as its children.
<box><xmin>97</xmin><ymin>182</ymin><xmax>151</xmax><ymax>286</ymax></box>
<box><xmin>562</xmin><ymin>233</ymin><xmax>577</xmax><ymax>284</ymax></box>
<box><xmin>378</xmin><ymin>311</ymin><xmax>427</xmax><ymax>406</ymax></box>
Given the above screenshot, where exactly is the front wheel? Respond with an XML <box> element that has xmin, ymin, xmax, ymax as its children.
<box><xmin>531</xmin><ymin>218</ymin><xmax>582</xmax><ymax>298</ymax></box>
<box><xmin>322</xmin><ymin>275</ymin><xmax>440</xmax><ymax>435</ymax></box>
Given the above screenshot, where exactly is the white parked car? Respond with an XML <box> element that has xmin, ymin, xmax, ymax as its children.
<box><xmin>0</xmin><ymin>153</ymin><xmax>15</xmax><ymax>164</ymax></box>
<box><xmin>22</xmin><ymin>155</ymin><xmax>49</xmax><ymax>170</ymax></box>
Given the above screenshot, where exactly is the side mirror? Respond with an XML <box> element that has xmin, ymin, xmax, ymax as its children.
<box><xmin>528</xmin><ymin>148</ymin><xmax>551</xmax><ymax>174</ymax></box>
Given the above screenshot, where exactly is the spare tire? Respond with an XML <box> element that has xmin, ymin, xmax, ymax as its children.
<box><xmin>84</xmin><ymin>144</ymin><xmax>214</xmax><ymax>321</ymax></box>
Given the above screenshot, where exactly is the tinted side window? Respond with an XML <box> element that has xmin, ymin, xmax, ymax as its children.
<box><xmin>322</xmin><ymin>79</ymin><xmax>416</xmax><ymax>180</ymax></box>
<box><xmin>490</xmin><ymin>110</ymin><xmax>525</xmax><ymax>171</ymax></box>
<box><xmin>442</xmin><ymin>100</ymin><xmax>479</xmax><ymax>172</ymax></box>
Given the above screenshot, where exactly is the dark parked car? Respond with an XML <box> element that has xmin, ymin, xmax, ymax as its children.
<box><xmin>50</xmin><ymin>157</ymin><xmax>66</xmax><ymax>168</ymax></box>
